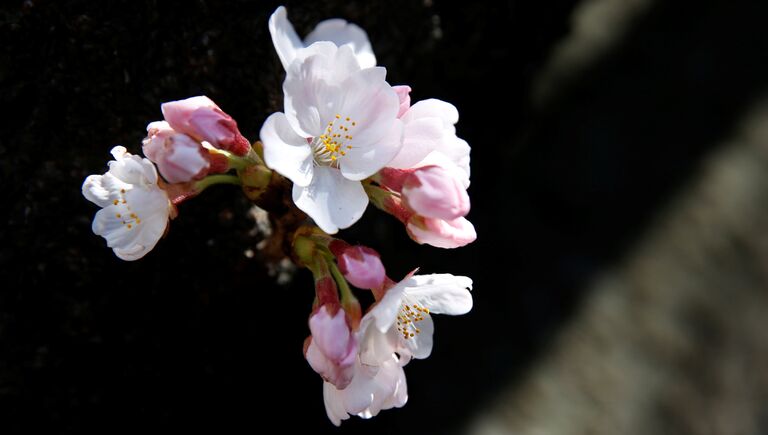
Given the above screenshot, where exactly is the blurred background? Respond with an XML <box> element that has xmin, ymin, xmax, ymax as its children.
<box><xmin>2</xmin><ymin>0</ymin><xmax>768</xmax><ymax>433</ymax></box>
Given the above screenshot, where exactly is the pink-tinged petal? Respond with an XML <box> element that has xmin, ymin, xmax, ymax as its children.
<box><xmin>414</xmin><ymin>150</ymin><xmax>471</xmax><ymax>188</ymax></box>
<box><xmin>292</xmin><ymin>167</ymin><xmax>368</xmax><ymax>234</ymax></box>
<box><xmin>393</xmin><ymin>85</ymin><xmax>412</xmax><ymax>118</ymax></box>
<box><xmin>268</xmin><ymin>6</ymin><xmax>304</xmax><ymax>71</ymax></box>
<box><xmin>306</xmin><ymin>338</ymin><xmax>355</xmax><ymax>390</ymax></box>
<box><xmin>304</xmin><ymin>18</ymin><xmax>377</xmax><ymax>69</ymax></box>
<box><xmin>387</xmin><ymin>117</ymin><xmax>444</xmax><ymax>169</ymax></box>
<box><xmin>143</xmin><ymin>121</ymin><xmax>209</xmax><ymax>183</ymax></box>
<box><xmin>337</xmin><ymin>245</ymin><xmax>386</xmax><ymax>289</ymax></box>
<box><xmin>401</xmin><ymin>98</ymin><xmax>459</xmax><ymax>129</ymax></box>
<box><xmin>309</xmin><ymin>306</ymin><xmax>357</xmax><ymax>365</ymax></box>
<box><xmin>260</xmin><ymin>112</ymin><xmax>314</xmax><ymax>187</ymax></box>
<box><xmin>161</xmin><ymin>96</ymin><xmax>216</xmax><ymax>130</ymax></box>
<box><xmin>402</xmin><ymin>166</ymin><xmax>470</xmax><ymax>220</ymax></box>
<box><xmin>407</xmin><ymin>216</ymin><xmax>477</xmax><ymax>249</ymax></box>
<box><xmin>404</xmin><ymin>274</ymin><xmax>473</xmax><ymax>315</ymax></box>
<box><xmin>161</xmin><ymin>96</ymin><xmax>249</xmax><ymax>156</ymax></box>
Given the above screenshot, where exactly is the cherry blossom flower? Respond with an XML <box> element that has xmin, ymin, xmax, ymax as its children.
<box><xmin>306</xmin><ymin>305</ymin><xmax>358</xmax><ymax>389</ymax></box>
<box><xmin>322</xmin><ymin>354</ymin><xmax>407</xmax><ymax>426</ymax></box>
<box><xmin>260</xmin><ymin>43</ymin><xmax>402</xmax><ymax>233</ymax></box>
<box><xmin>82</xmin><ymin>146</ymin><xmax>172</xmax><ymax>261</ymax></box>
<box><xmin>269</xmin><ymin>6</ymin><xmax>376</xmax><ymax>71</ymax></box>
<box><xmin>142</xmin><ymin>121</ymin><xmax>210</xmax><ymax>183</ymax></box>
<box><xmin>361</xmin><ymin>273</ymin><xmax>473</xmax><ymax>361</ymax></box>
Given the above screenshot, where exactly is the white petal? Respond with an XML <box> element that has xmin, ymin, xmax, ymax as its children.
<box><xmin>268</xmin><ymin>6</ymin><xmax>304</xmax><ymax>71</ymax></box>
<box><xmin>364</xmin><ymin>359</ymin><xmax>401</xmax><ymax>417</ymax></box>
<box><xmin>367</xmin><ymin>283</ymin><xmax>406</xmax><ymax>333</ymax></box>
<box><xmin>323</xmin><ymin>382</ymin><xmax>349</xmax><ymax>426</ymax></box>
<box><xmin>382</xmin><ymin>362</ymin><xmax>408</xmax><ymax>410</ymax></box>
<box><xmin>291</xmin><ymin>167</ymin><xmax>368</xmax><ymax>234</ymax></box>
<box><xmin>340</xmin><ymin>118</ymin><xmax>403</xmax><ymax>181</ymax></box>
<box><xmin>260</xmin><ymin>112</ymin><xmax>314</xmax><ymax>187</ymax></box>
<box><xmin>398</xmin><ymin>307</ymin><xmax>434</xmax><ymax>360</ymax></box>
<box><xmin>283</xmin><ymin>43</ymin><xmax>361</xmax><ymax>138</ymax></box>
<box><xmin>331</xmin><ymin>67</ymin><xmax>397</xmax><ymax>148</ymax></box>
<box><xmin>404</xmin><ymin>274</ymin><xmax>473</xmax><ymax>315</ymax></box>
<box><xmin>304</xmin><ymin>18</ymin><xmax>377</xmax><ymax>68</ymax></box>
<box><xmin>358</xmin><ymin>320</ymin><xmax>398</xmax><ymax>366</ymax></box>
<box><xmin>340</xmin><ymin>362</ymin><xmax>377</xmax><ymax>414</ymax></box>
<box><xmin>387</xmin><ymin>117</ymin><xmax>444</xmax><ymax>169</ymax></box>
<box><xmin>107</xmin><ymin>146</ymin><xmax>159</xmax><ymax>187</ymax></box>
<box><xmin>82</xmin><ymin>174</ymin><xmax>113</xmax><ymax>208</ymax></box>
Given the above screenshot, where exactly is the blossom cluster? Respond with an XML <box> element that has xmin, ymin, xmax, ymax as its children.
<box><xmin>82</xmin><ymin>6</ymin><xmax>475</xmax><ymax>425</ymax></box>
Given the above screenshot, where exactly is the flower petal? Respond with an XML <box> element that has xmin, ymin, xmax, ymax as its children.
<box><xmin>402</xmin><ymin>99</ymin><xmax>459</xmax><ymax>130</ymax></box>
<box><xmin>291</xmin><ymin>166</ymin><xmax>368</xmax><ymax>234</ymax></box>
<box><xmin>415</xmin><ymin>150</ymin><xmax>471</xmax><ymax>189</ymax></box>
<box><xmin>260</xmin><ymin>112</ymin><xmax>314</xmax><ymax>187</ymax></box>
<box><xmin>367</xmin><ymin>283</ymin><xmax>406</xmax><ymax>333</ymax></box>
<box><xmin>397</xmin><ymin>308</ymin><xmax>434</xmax><ymax>360</ymax></box>
<box><xmin>387</xmin><ymin>117</ymin><xmax>444</xmax><ymax>169</ymax></box>
<box><xmin>407</xmin><ymin>215</ymin><xmax>477</xmax><ymax>248</ymax></box>
<box><xmin>404</xmin><ymin>274</ymin><xmax>473</xmax><ymax>315</ymax></box>
<box><xmin>340</xmin><ymin>118</ymin><xmax>403</xmax><ymax>181</ymax></box>
<box><xmin>323</xmin><ymin>382</ymin><xmax>350</xmax><ymax>426</ymax></box>
<box><xmin>268</xmin><ymin>6</ymin><xmax>304</xmax><ymax>71</ymax></box>
<box><xmin>331</xmin><ymin>67</ymin><xmax>397</xmax><ymax>148</ymax></box>
<box><xmin>283</xmin><ymin>43</ymin><xmax>361</xmax><ymax>137</ymax></box>
<box><xmin>82</xmin><ymin>174</ymin><xmax>113</xmax><ymax>208</ymax></box>
<box><xmin>304</xmin><ymin>18</ymin><xmax>377</xmax><ymax>69</ymax></box>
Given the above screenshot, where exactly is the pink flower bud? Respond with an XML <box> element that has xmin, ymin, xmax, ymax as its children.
<box><xmin>161</xmin><ymin>96</ymin><xmax>251</xmax><ymax>156</ymax></box>
<box><xmin>142</xmin><ymin>121</ymin><xmax>210</xmax><ymax>183</ymax></box>
<box><xmin>393</xmin><ymin>85</ymin><xmax>412</xmax><ymax>118</ymax></box>
<box><xmin>407</xmin><ymin>215</ymin><xmax>477</xmax><ymax>249</ymax></box>
<box><xmin>402</xmin><ymin>165</ymin><xmax>470</xmax><ymax>220</ymax></box>
<box><xmin>306</xmin><ymin>305</ymin><xmax>358</xmax><ymax>389</ymax></box>
<box><xmin>336</xmin><ymin>245</ymin><xmax>386</xmax><ymax>290</ymax></box>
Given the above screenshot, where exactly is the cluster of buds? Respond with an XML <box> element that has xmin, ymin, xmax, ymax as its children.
<box><xmin>82</xmin><ymin>5</ymin><xmax>476</xmax><ymax>425</ymax></box>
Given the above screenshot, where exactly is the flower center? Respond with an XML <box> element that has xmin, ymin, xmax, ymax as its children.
<box><xmin>111</xmin><ymin>188</ymin><xmax>142</xmax><ymax>230</ymax></box>
<box><xmin>396</xmin><ymin>302</ymin><xmax>429</xmax><ymax>340</ymax></box>
<box><xmin>311</xmin><ymin>114</ymin><xmax>357</xmax><ymax>167</ymax></box>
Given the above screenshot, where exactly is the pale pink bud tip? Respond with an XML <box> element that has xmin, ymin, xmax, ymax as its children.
<box><xmin>337</xmin><ymin>245</ymin><xmax>386</xmax><ymax>290</ymax></box>
<box><xmin>307</xmin><ymin>305</ymin><xmax>358</xmax><ymax>389</ymax></box>
<box><xmin>407</xmin><ymin>216</ymin><xmax>477</xmax><ymax>249</ymax></box>
<box><xmin>402</xmin><ymin>165</ymin><xmax>470</xmax><ymax>220</ymax></box>
<box><xmin>393</xmin><ymin>85</ymin><xmax>412</xmax><ymax>118</ymax></box>
<box><xmin>161</xmin><ymin>96</ymin><xmax>251</xmax><ymax>156</ymax></box>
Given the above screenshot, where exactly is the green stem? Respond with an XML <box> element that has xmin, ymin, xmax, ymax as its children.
<box><xmin>194</xmin><ymin>174</ymin><xmax>242</xmax><ymax>191</ymax></box>
<box><xmin>327</xmin><ymin>258</ymin><xmax>356</xmax><ymax>305</ymax></box>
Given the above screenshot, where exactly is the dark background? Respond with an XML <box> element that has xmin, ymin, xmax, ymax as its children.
<box><xmin>2</xmin><ymin>0</ymin><xmax>768</xmax><ymax>433</ymax></box>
